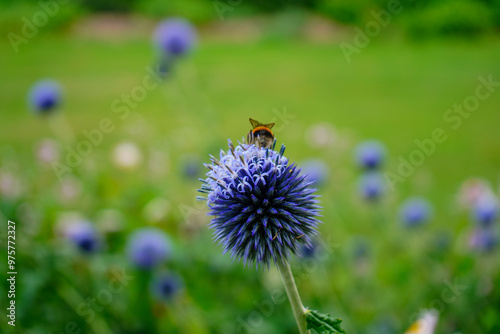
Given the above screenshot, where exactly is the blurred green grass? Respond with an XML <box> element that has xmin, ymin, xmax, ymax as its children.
<box><xmin>1</xmin><ymin>33</ymin><xmax>500</xmax><ymax>333</ymax></box>
<box><xmin>2</xmin><ymin>36</ymin><xmax>500</xmax><ymax>192</ymax></box>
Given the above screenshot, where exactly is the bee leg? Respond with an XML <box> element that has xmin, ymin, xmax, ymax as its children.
<box><xmin>246</xmin><ymin>131</ymin><xmax>254</xmax><ymax>145</ymax></box>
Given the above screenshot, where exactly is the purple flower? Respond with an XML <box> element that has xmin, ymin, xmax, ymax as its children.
<box><xmin>127</xmin><ymin>228</ymin><xmax>171</xmax><ymax>269</ymax></box>
<box><xmin>300</xmin><ymin>159</ymin><xmax>329</xmax><ymax>186</ymax></box>
<box><xmin>354</xmin><ymin>140</ymin><xmax>386</xmax><ymax>170</ymax></box>
<box><xmin>399</xmin><ymin>197</ymin><xmax>432</xmax><ymax>227</ymax></box>
<box><xmin>198</xmin><ymin>141</ymin><xmax>320</xmax><ymax>267</ymax></box>
<box><xmin>358</xmin><ymin>172</ymin><xmax>384</xmax><ymax>201</ymax></box>
<box><xmin>469</xmin><ymin>227</ymin><xmax>497</xmax><ymax>253</ymax></box>
<box><xmin>64</xmin><ymin>220</ymin><xmax>99</xmax><ymax>253</ymax></box>
<box><xmin>28</xmin><ymin>79</ymin><xmax>62</xmax><ymax>114</ymax></box>
<box><xmin>151</xmin><ymin>272</ymin><xmax>183</xmax><ymax>300</ymax></box>
<box><xmin>472</xmin><ymin>195</ymin><xmax>498</xmax><ymax>227</ymax></box>
<box><xmin>153</xmin><ymin>18</ymin><xmax>196</xmax><ymax>57</ymax></box>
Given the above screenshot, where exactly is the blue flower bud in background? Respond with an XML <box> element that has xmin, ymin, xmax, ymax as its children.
<box><xmin>28</xmin><ymin>79</ymin><xmax>62</xmax><ymax>114</ymax></box>
<box><xmin>153</xmin><ymin>18</ymin><xmax>197</xmax><ymax>57</ymax></box>
<box><xmin>127</xmin><ymin>228</ymin><xmax>171</xmax><ymax>269</ymax></box>
<box><xmin>300</xmin><ymin>241</ymin><xmax>317</xmax><ymax>258</ymax></box>
<box><xmin>151</xmin><ymin>272</ymin><xmax>183</xmax><ymax>301</ymax></box>
<box><xmin>469</xmin><ymin>227</ymin><xmax>497</xmax><ymax>253</ymax></box>
<box><xmin>64</xmin><ymin>220</ymin><xmax>100</xmax><ymax>253</ymax></box>
<box><xmin>181</xmin><ymin>154</ymin><xmax>202</xmax><ymax>180</ymax></box>
<box><xmin>358</xmin><ymin>172</ymin><xmax>384</xmax><ymax>201</ymax></box>
<box><xmin>472</xmin><ymin>195</ymin><xmax>498</xmax><ymax>227</ymax></box>
<box><xmin>399</xmin><ymin>197</ymin><xmax>432</xmax><ymax>227</ymax></box>
<box><xmin>199</xmin><ymin>141</ymin><xmax>320</xmax><ymax>267</ymax></box>
<box><xmin>354</xmin><ymin>140</ymin><xmax>386</xmax><ymax>170</ymax></box>
<box><xmin>300</xmin><ymin>158</ymin><xmax>329</xmax><ymax>186</ymax></box>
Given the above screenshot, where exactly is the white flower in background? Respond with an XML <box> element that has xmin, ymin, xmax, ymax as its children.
<box><xmin>112</xmin><ymin>142</ymin><xmax>142</xmax><ymax>170</ymax></box>
<box><xmin>457</xmin><ymin>178</ymin><xmax>494</xmax><ymax>209</ymax></box>
<box><xmin>58</xmin><ymin>176</ymin><xmax>82</xmax><ymax>203</ymax></box>
<box><xmin>35</xmin><ymin>138</ymin><xmax>60</xmax><ymax>165</ymax></box>
<box><xmin>0</xmin><ymin>170</ymin><xmax>22</xmax><ymax>199</ymax></box>
<box><xmin>405</xmin><ymin>310</ymin><xmax>438</xmax><ymax>334</ymax></box>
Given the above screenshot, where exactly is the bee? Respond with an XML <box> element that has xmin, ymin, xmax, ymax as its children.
<box><xmin>246</xmin><ymin>118</ymin><xmax>275</xmax><ymax>149</ymax></box>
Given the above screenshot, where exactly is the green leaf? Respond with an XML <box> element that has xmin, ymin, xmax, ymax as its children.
<box><xmin>305</xmin><ymin>309</ymin><xmax>347</xmax><ymax>334</ymax></box>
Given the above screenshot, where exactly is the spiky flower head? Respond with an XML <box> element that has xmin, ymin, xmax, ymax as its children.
<box><xmin>472</xmin><ymin>195</ymin><xmax>498</xmax><ymax>227</ymax></box>
<box><xmin>127</xmin><ymin>228</ymin><xmax>171</xmax><ymax>269</ymax></box>
<box><xmin>151</xmin><ymin>272</ymin><xmax>183</xmax><ymax>301</ymax></box>
<box><xmin>64</xmin><ymin>220</ymin><xmax>100</xmax><ymax>253</ymax></box>
<box><xmin>153</xmin><ymin>18</ymin><xmax>196</xmax><ymax>57</ymax></box>
<box><xmin>354</xmin><ymin>140</ymin><xmax>386</xmax><ymax>170</ymax></box>
<box><xmin>198</xmin><ymin>140</ymin><xmax>320</xmax><ymax>267</ymax></box>
<box><xmin>28</xmin><ymin>79</ymin><xmax>62</xmax><ymax>114</ymax></box>
<box><xmin>358</xmin><ymin>172</ymin><xmax>384</xmax><ymax>201</ymax></box>
<box><xmin>399</xmin><ymin>197</ymin><xmax>432</xmax><ymax>227</ymax></box>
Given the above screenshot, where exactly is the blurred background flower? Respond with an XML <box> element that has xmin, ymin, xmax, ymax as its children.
<box><xmin>63</xmin><ymin>220</ymin><xmax>101</xmax><ymax>253</ymax></box>
<box><xmin>151</xmin><ymin>271</ymin><xmax>183</xmax><ymax>301</ymax></box>
<box><xmin>154</xmin><ymin>18</ymin><xmax>197</xmax><ymax>57</ymax></box>
<box><xmin>127</xmin><ymin>228</ymin><xmax>172</xmax><ymax>269</ymax></box>
<box><xmin>354</xmin><ymin>140</ymin><xmax>386</xmax><ymax>170</ymax></box>
<box><xmin>28</xmin><ymin>79</ymin><xmax>62</xmax><ymax>114</ymax></box>
<box><xmin>301</xmin><ymin>158</ymin><xmax>329</xmax><ymax>186</ymax></box>
<box><xmin>112</xmin><ymin>141</ymin><xmax>143</xmax><ymax>171</ymax></box>
<box><xmin>357</xmin><ymin>171</ymin><xmax>384</xmax><ymax>202</ymax></box>
<box><xmin>471</xmin><ymin>195</ymin><xmax>498</xmax><ymax>227</ymax></box>
<box><xmin>399</xmin><ymin>197</ymin><xmax>433</xmax><ymax>227</ymax></box>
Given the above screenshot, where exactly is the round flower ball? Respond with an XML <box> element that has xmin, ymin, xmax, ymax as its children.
<box><xmin>28</xmin><ymin>79</ymin><xmax>62</xmax><ymax>114</ymax></box>
<box><xmin>469</xmin><ymin>227</ymin><xmax>497</xmax><ymax>253</ymax></box>
<box><xmin>354</xmin><ymin>140</ymin><xmax>386</xmax><ymax>170</ymax></box>
<box><xmin>199</xmin><ymin>141</ymin><xmax>320</xmax><ymax>267</ymax></box>
<box><xmin>64</xmin><ymin>220</ymin><xmax>100</xmax><ymax>253</ymax></box>
<box><xmin>358</xmin><ymin>172</ymin><xmax>384</xmax><ymax>201</ymax></box>
<box><xmin>127</xmin><ymin>228</ymin><xmax>171</xmax><ymax>269</ymax></box>
<box><xmin>151</xmin><ymin>272</ymin><xmax>183</xmax><ymax>301</ymax></box>
<box><xmin>153</xmin><ymin>18</ymin><xmax>197</xmax><ymax>57</ymax></box>
<box><xmin>399</xmin><ymin>197</ymin><xmax>432</xmax><ymax>227</ymax></box>
<box><xmin>112</xmin><ymin>142</ymin><xmax>142</xmax><ymax>171</ymax></box>
<box><xmin>472</xmin><ymin>195</ymin><xmax>498</xmax><ymax>227</ymax></box>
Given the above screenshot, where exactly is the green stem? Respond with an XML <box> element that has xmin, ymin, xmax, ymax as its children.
<box><xmin>277</xmin><ymin>260</ymin><xmax>309</xmax><ymax>334</ymax></box>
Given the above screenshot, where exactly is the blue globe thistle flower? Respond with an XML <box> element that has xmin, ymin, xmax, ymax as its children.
<box><xmin>65</xmin><ymin>220</ymin><xmax>100</xmax><ymax>253</ymax></box>
<box><xmin>153</xmin><ymin>18</ymin><xmax>196</xmax><ymax>57</ymax></box>
<box><xmin>300</xmin><ymin>159</ymin><xmax>329</xmax><ymax>186</ymax></box>
<box><xmin>28</xmin><ymin>79</ymin><xmax>62</xmax><ymax>114</ymax></box>
<box><xmin>399</xmin><ymin>197</ymin><xmax>432</xmax><ymax>227</ymax></box>
<box><xmin>354</xmin><ymin>140</ymin><xmax>386</xmax><ymax>170</ymax></box>
<box><xmin>469</xmin><ymin>227</ymin><xmax>497</xmax><ymax>253</ymax></box>
<box><xmin>472</xmin><ymin>196</ymin><xmax>498</xmax><ymax>227</ymax></box>
<box><xmin>358</xmin><ymin>172</ymin><xmax>384</xmax><ymax>201</ymax></box>
<box><xmin>198</xmin><ymin>140</ymin><xmax>320</xmax><ymax>267</ymax></box>
<box><xmin>127</xmin><ymin>228</ymin><xmax>171</xmax><ymax>269</ymax></box>
<box><xmin>151</xmin><ymin>272</ymin><xmax>183</xmax><ymax>301</ymax></box>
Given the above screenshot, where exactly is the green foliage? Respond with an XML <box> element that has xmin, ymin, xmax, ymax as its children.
<box><xmin>134</xmin><ymin>0</ymin><xmax>215</xmax><ymax>23</ymax></box>
<box><xmin>306</xmin><ymin>309</ymin><xmax>346</xmax><ymax>333</ymax></box>
<box><xmin>316</xmin><ymin>0</ymin><xmax>374</xmax><ymax>25</ymax></box>
<box><xmin>403</xmin><ymin>0</ymin><xmax>495</xmax><ymax>38</ymax></box>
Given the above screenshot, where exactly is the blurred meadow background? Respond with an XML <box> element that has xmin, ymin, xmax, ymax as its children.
<box><xmin>1</xmin><ymin>0</ymin><xmax>500</xmax><ymax>333</ymax></box>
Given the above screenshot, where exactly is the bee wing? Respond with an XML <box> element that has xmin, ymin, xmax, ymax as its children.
<box><xmin>264</xmin><ymin>122</ymin><xmax>275</xmax><ymax>129</ymax></box>
<box><xmin>249</xmin><ymin>118</ymin><xmax>261</xmax><ymax>129</ymax></box>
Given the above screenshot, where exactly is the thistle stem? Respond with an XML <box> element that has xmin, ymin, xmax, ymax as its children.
<box><xmin>277</xmin><ymin>260</ymin><xmax>309</xmax><ymax>334</ymax></box>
